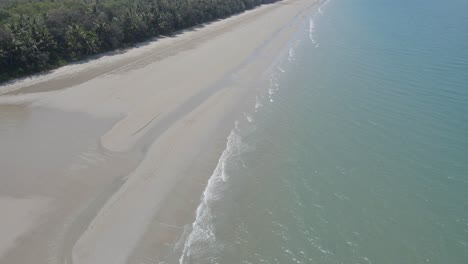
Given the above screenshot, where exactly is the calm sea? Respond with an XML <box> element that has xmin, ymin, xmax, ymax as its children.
<box><xmin>179</xmin><ymin>0</ymin><xmax>468</xmax><ymax>263</ymax></box>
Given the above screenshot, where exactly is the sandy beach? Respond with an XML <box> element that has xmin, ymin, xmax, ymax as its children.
<box><xmin>0</xmin><ymin>0</ymin><xmax>318</xmax><ymax>263</ymax></box>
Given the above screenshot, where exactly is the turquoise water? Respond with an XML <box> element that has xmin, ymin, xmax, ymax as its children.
<box><xmin>180</xmin><ymin>0</ymin><xmax>468</xmax><ymax>263</ymax></box>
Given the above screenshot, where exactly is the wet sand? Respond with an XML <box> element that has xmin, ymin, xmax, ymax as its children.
<box><xmin>0</xmin><ymin>0</ymin><xmax>318</xmax><ymax>263</ymax></box>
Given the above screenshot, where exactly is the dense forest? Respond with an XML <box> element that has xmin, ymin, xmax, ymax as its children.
<box><xmin>0</xmin><ymin>0</ymin><xmax>278</xmax><ymax>83</ymax></box>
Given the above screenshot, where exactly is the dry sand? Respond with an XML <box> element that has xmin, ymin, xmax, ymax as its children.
<box><xmin>0</xmin><ymin>0</ymin><xmax>318</xmax><ymax>263</ymax></box>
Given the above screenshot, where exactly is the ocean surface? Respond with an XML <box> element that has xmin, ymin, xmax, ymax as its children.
<box><xmin>179</xmin><ymin>0</ymin><xmax>468</xmax><ymax>263</ymax></box>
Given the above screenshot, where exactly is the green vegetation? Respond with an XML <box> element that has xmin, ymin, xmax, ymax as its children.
<box><xmin>0</xmin><ymin>0</ymin><xmax>278</xmax><ymax>83</ymax></box>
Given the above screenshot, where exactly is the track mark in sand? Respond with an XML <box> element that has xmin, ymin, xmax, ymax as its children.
<box><xmin>131</xmin><ymin>113</ymin><xmax>161</xmax><ymax>136</ymax></box>
<box><xmin>158</xmin><ymin>222</ymin><xmax>184</xmax><ymax>229</ymax></box>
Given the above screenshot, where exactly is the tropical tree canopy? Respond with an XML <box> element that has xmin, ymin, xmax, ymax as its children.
<box><xmin>0</xmin><ymin>0</ymin><xmax>278</xmax><ymax>82</ymax></box>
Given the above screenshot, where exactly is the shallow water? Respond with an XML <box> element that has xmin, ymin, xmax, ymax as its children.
<box><xmin>180</xmin><ymin>0</ymin><xmax>468</xmax><ymax>263</ymax></box>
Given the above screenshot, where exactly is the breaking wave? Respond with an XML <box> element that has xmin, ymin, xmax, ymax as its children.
<box><xmin>179</xmin><ymin>124</ymin><xmax>248</xmax><ymax>264</ymax></box>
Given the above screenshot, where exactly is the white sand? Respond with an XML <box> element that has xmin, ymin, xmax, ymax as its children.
<box><xmin>0</xmin><ymin>0</ymin><xmax>318</xmax><ymax>263</ymax></box>
<box><xmin>0</xmin><ymin>197</ymin><xmax>49</xmax><ymax>258</ymax></box>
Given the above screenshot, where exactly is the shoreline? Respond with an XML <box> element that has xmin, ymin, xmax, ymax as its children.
<box><xmin>0</xmin><ymin>0</ymin><xmax>319</xmax><ymax>263</ymax></box>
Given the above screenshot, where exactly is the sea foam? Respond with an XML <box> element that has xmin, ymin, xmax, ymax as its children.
<box><xmin>179</xmin><ymin>125</ymin><xmax>246</xmax><ymax>263</ymax></box>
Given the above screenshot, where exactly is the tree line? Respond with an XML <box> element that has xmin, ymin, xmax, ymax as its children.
<box><xmin>0</xmin><ymin>0</ymin><xmax>278</xmax><ymax>83</ymax></box>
